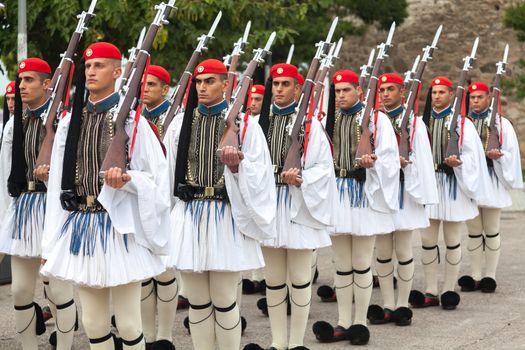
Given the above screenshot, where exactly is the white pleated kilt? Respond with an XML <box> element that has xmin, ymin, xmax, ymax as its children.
<box><xmin>392</xmin><ymin>182</ymin><xmax>430</xmax><ymax>231</ymax></box>
<box><xmin>0</xmin><ymin>192</ymin><xmax>45</xmax><ymax>258</ymax></box>
<box><xmin>262</xmin><ymin>185</ymin><xmax>332</xmax><ymax>250</ymax></box>
<box><xmin>332</xmin><ymin>177</ymin><xmax>395</xmax><ymax>236</ymax></box>
<box><xmin>477</xmin><ymin>168</ymin><xmax>512</xmax><ymax>209</ymax></box>
<box><xmin>40</xmin><ymin>211</ymin><xmax>164</xmax><ymax>288</ymax></box>
<box><xmin>426</xmin><ymin>172</ymin><xmax>478</xmax><ymax>222</ymax></box>
<box><xmin>167</xmin><ymin>199</ymin><xmax>265</xmax><ymax>273</ymax></box>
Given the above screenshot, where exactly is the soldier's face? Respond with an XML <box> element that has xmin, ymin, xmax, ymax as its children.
<box><xmin>431</xmin><ymin>85</ymin><xmax>454</xmax><ymax>111</ymax></box>
<box><xmin>272</xmin><ymin>77</ymin><xmax>298</xmax><ymax>107</ymax></box>
<box><xmin>250</xmin><ymin>93</ymin><xmax>264</xmax><ymax>116</ymax></box>
<box><xmin>143</xmin><ymin>75</ymin><xmax>169</xmax><ymax>108</ymax></box>
<box><xmin>195</xmin><ymin>73</ymin><xmax>228</xmax><ymax>107</ymax></box>
<box><xmin>335</xmin><ymin>82</ymin><xmax>361</xmax><ymax>109</ymax></box>
<box><xmin>6</xmin><ymin>94</ymin><xmax>15</xmax><ymax>114</ymax></box>
<box><xmin>379</xmin><ymin>83</ymin><xmax>404</xmax><ymax>110</ymax></box>
<box><xmin>469</xmin><ymin>91</ymin><xmax>490</xmax><ymax>113</ymax></box>
<box><xmin>18</xmin><ymin>71</ymin><xmax>50</xmax><ymax>109</ymax></box>
<box><xmin>85</xmin><ymin>58</ymin><xmax>121</xmax><ymax>96</ymax></box>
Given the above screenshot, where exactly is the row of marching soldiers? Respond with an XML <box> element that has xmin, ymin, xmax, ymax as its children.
<box><xmin>0</xmin><ymin>11</ymin><xmax>523</xmax><ymax>350</ymax></box>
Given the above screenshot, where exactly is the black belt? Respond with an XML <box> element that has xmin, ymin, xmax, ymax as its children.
<box><xmin>60</xmin><ymin>191</ymin><xmax>105</xmax><ymax>212</ymax></box>
<box><xmin>26</xmin><ymin>181</ymin><xmax>47</xmax><ymax>192</ymax></box>
<box><xmin>336</xmin><ymin>167</ymin><xmax>366</xmax><ymax>181</ymax></box>
<box><xmin>176</xmin><ymin>184</ymin><xmax>229</xmax><ymax>202</ymax></box>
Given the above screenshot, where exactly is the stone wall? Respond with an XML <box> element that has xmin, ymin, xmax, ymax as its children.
<box><xmin>339</xmin><ymin>0</ymin><xmax>525</xmax><ymax>164</ymax></box>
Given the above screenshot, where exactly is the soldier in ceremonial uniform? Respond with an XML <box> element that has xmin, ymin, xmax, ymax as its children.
<box><xmin>2</xmin><ymin>81</ymin><xmax>15</xmax><ymax>138</ymax></box>
<box><xmin>0</xmin><ymin>81</ymin><xmax>16</xmax><ymax>225</ymax></box>
<box><xmin>164</xmin><ymin>58</ymin><xmax>275</xmax><ymax>350</ymax></box>
<box><xmin>458</xmin><ymin>82</ymin><xmax>522</xmax><ymax>293</ymax></box>
<box><xmin>249</xmin><ymin>84</ymin><xmax>264</xmax><ymax>120</ymax></box>
<box><xmin>246</xmin><ymin>63</ymin><xmax>335</xmax><ymax>350</ymax></box>
<box><xmin>139</xmin><ymin>64</ymin><xmax>178</xmax><ymax>350</ymax></box>
<box><xmin>38</xmin><ymin>42</ymin><xmax>171</xmax><ymax>350</ymax></box>
<box><xmin>142</xmin><ymin>64</ymin><xmax>172</xmax><ymax>138</ymax></box>
<box><xmin>367</xmin><ymin>74</ymin><xmax>437</xmax><ymax>326</ymax></box>
<box><xmin>312</xmin><ymin>70</ymin><xmax>399</xmax><ymax>345</ymax></box>
<box><xmin>0</xmin><ymin>58</ymin><xmax>77</xmax><ymax>350</ymax></box>
<box><xmin>410</xmin><ymin>76</ymin><xmax>490</xmax><ymax>310</ymax></box>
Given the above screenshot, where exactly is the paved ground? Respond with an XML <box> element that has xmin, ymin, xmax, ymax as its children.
<box><xmin>0</xmin><ymin>209</ymin><xmax>524</xmax><ymax>349</ymax></box>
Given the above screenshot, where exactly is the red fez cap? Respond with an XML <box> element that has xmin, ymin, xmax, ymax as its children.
<box><xmin>379</xmin><ymin>73</ymin><xmax>404</xmax><ymax>87</ymax></box>
<box><xmin>148</xmin><ymin>65</ymin><xmax>171</xmax><ymax>84</ymax></box>
<box><xmin>251</xmin><ymin>84</ymin><xmax>265</xmax><ymax>96</ymax></box>
<box><xmin>18</xmin><ymin>58</ymin><xmax>51</xmax><ymax>74</ymax></box>
<box><xmin>83</xmin><ymin>42</ymin><xmax>122</xmax><ymax>61</ymax></box>
<box><xmin>296</xmin><ymin>73</ymin><xmax>305</xmax><ymax>86</ymax></box>
<box><xmin>431</xmin><ymin>76</ymin><xmax>453</xmax><ymax>88</ymax></box>
<box><xmin>469</xmin><ymin>82</ymin><xmax>489</xmax><ymax>93</ymax></box>
<box><xmin>270</xmin><ymin>63</ymin><xmax>299</xmax><ymax>79</ymax></box>
<box><xmin>5</xmin><ymin>81</ymin><xmax>15</xmax><ymax>95</ymax></box>
<box><xmin>332</xmin><ymin>70</ymin><xmax>359</xmax><ymax>85</ymax></box>
<box><xmin>194</xmin><ymin>59</ymin><xmax>227</xmax><ymax>77</ymax></box>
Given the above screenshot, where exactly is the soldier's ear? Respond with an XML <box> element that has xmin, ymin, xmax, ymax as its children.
<box><xmin>222</xmin><ymin>77</ymin><xmax>229</xmax><ymax>92</ymax></box>
<box><xmin>42</xmin><ymin>78</ymin><xmax>51</xmax><ymax>90</ymax></box>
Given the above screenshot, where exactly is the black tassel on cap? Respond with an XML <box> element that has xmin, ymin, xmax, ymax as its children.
<box><xmin>422</xmin><ymin>86</ymin><xmax>433</xmax><ymax>128</ymax></box>
<box><xmin>174</xmin><ymin>78</ymin><xmax>198</xmax><ymax>198</ymax></box>
<box><xmin>7</xmin><ymin>78</ymin><xmax>27</xmax><ymax>197</ymax></box>
<box><xmin>325</xmin><ymin>83</ymin><xmax>336</xmax><ymax>139</ymax></box>
<box><xmin>258</xmin><ymin>76</ymin><xmax>273</xmax><ymax>137</ymax></box>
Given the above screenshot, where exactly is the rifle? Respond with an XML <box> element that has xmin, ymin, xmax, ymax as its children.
<box><xmin>100</xmin><ymin>0</ymin><xmax>175</xmax><ymax>173</ymax></box>
<box><xmin>119</xmin><ymin>27</ymin><xmax>146</xmax><ymax>91</ymax></box>
<box><xmin>34</xmin><ymin>0</ymin><xmax>97</xmax><ymax>169</ymax></box>
<box><xmin>355</xmin><ymin>22</ymin><xmax>396</xmax><ymax>161</ymax></box>
<box><xmin>359</xmin><ymin>48</ymin><xmax>375</xmax><ymax>89</ymax></box>
<box><xmin>486</xmin><ymin>44</ymin><xmax>509</xmax><ymax>151</ymax></box>
<box><xmin>399</xmin><ymin>25</ymin><xmax>442</xmax><ymax>160</ymax></box>
<box><xmin>403</xmin><ymin>55</ymin><xmax>420</xmax><ymax>90</ymax></box>
<box><xmin>282</xmin><ymin>17</ymin><xmax>338</xmax><ymax>173</ymax></box>
<box><xmin>311</xmin><ymin>38</ymin><xmax>343</xmax><ymax>118</ymax></box>
<box><xmin>223</xmin><ymin>21</ymin><xmax>251</xmax><ymax>102</ymax></box>
<box><xmin>286</xmin><ymin>44</ymin><xmax>295</xmax><ymax>64</ymax></box>
<box><xmin>218</xmin><ymin>32</ymin><xmax>276</xmax><ymax>152</ymax></box>
<box><xmin>445</xmin><ymin>37</ymin><xmax>479</xmax><ymax>159</ymax></box>
<box><xmin>161</xmin><ymin>11</ymin><xmax>222</xmax><ymax>137</ymax></box>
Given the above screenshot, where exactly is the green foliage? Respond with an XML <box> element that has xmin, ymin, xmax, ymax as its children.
<box><xmin>504</xmin><ymin>2</ymin><xmax>525</xmax><ymax>41</ymax></box>
<box><xmin>0</xmin><ymin>0</ymin><xmax>408</xmax><ymax>80</ymax></box>
<box><xmin>501</xmin><ymin>59</ymin><xmax>525</xmax><ymax>99</ymax></box>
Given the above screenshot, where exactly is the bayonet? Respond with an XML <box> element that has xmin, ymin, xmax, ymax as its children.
<box><xmin>286</xmin><ymin>44</ymin><xmax>295</xmax><ymax>64</ymax></box>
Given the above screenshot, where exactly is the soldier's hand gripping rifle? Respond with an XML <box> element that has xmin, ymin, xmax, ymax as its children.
<box><xmin>34</xmin><ymin>0</ymin><xmax>97</xmax><ymax>170</ymax></box>
<box><xmin>311</xmin><ymin>38</ymin><xmax>343</xmax><ymax>118</ymax></box>
<box><xmin>399</xmin><ymin>25</ymin><xmax>442</xmax><ymax>161</ymax></box>
<box><xmin>161</xmin><ymin>11</ymin><xmax>222</xmax><ymax>137</ymax></box>
<box><xmin>218</xmin><ymin>32</ymin><xmax>276</xmax><ymax>154</ymax></box>
<box><xmin>355</xmin><ymin>22</ymin><xmax>396</xmax><ymax>162</ymax></box>
<box><xmin>119</xmin><ymin>27</ymin><xmax>146</xmax><ymax>91</ymax></box>
<box><xmin>359</xmin><ymin>48</ymin><xmax>375</xmax><ymax>90</ymax></box>
<box><xmin>223</xmin><ymin>21</ymin><xmax>251</xmax><ymax>102</ymax></box>
<box><xmin>100</xmin><ymin>0</ymin><xmax>175</xmax><ymax>174</ymax></box>
<box><xmin>445</xmin><ymin>37</ymin><xmax>479</xmax><ymax>159</ymax></box>
<box><xmin>486</xmin><ymin>44</ymin><xmax>509</xmax><ymax>152</ymax></box>
<box><xmin>282</xmin><ymin>17</ymin><xmax>339</xmax><ymax>173</ymax></box>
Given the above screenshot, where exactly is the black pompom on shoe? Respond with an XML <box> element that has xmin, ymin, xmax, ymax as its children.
<box><xmin>317</xmin><ymin>285</ymin><xmax>337</xmax><ymax>302</ymax></box>
<box><xmin>49</xmin><ymin>331</ymin><xmax>57</xmax><ymax>346</ymax></box>
<box><xmin>409</xmin><ymin>290</ymin><xmax>425</xmax><ymax>307</ymax></box>
<box><xmin>242</xmin><ymin>279</ymin><xmax>257</xmax><ymax>294</ymax></box>
<box><xmin>480</xmin><ymin>277</ymin><xmax>497</xmax><ymax>293</ymax></box>
<box><xmin>151</xmin><ymin>339</ymin><xmax>176</xmax><ymax>350</ymax></box>
<box><xmin>458</xmin><ymin>275</ymin><xmax>478</xmax><ymax>292</ymax></box>
<box><xmin>183</xmin><ymin>316</ymin><xmax>190</xmax><ymax>334</ymax></box>
<box><xmin>441</xmin><ymin>291</ymin><xmax>460</xmax><ymax>310</ymax></box>
<box><xmin>312</xmin><ymin>321</ymin><xmax>349</xmax><ymax>343</ymax></box>
<box><xmin>367</xmin><ymin>304</ymin><xmax>393</xmax><ymax>324</ymax></box>
<box><xmin>256</xmin><ymin>297</ymin><xmax>268</xmax><ymax>316</ymax></box>
<box><xmin>393</xmin><ymin>307</ymin><xmax>413</xmax><ymax>326</ymax></box>
<box><xmin>242</xmin><ymin>344</ymin><xmax>264</xmax><ymax>350</ymax></box>
<box><xmin>347</xmin><ymin>324</ymin><xmax>370</xmax><ymax>345</ymax></box>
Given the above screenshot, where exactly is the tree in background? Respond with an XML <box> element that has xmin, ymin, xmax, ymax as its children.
<box><xmin>0</xmin><ymin>0</ymin><xmax>407</xmax><ymax>81</ymax></box>
<box><xmin>503</xmin><ymin>1</ymin><xmax>525</xmax><ymax>98</ymax></box>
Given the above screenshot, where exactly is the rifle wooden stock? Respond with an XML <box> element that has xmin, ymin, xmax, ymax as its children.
<box><xmin>445</xmin><ymin>70</ymin><xmax>468</xmax><ymax>159</ymax></box>
<box><xmin>487</xmin><ymin>74</ymin><xmax>502</xmax><ymax>151</ymax></box>
<box><xmin>162</xmin><ymin>51</ymin><xmax>202</xmax><ymax>136</ymax></box>
<box><xmin>36</xmin><ymin>21</ymin><xmax>92</xmax><ymax>169</ymax></box>
<box><xmin>101</xmin><ymin>3</ymin><xmax>173</xmax><ymax>172</ymax></box>
<box><xmin>356</xmin><ymin>56</ymin><xmax>384</xmax><ymax>159</ymax></box>
<box><xmin>399</xmin><ymin>59</ymin><xmax>428</xmax><ymax>159</ymax></box>
<box><xmin>225</xmin><ymin>54</ymin><xmax>240</xmax><ymax>102</ymax></box>
<box><xmin>219</xmin><ymin>59</ymin><xmax>260</xmax><ymax>150</ymax></box>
